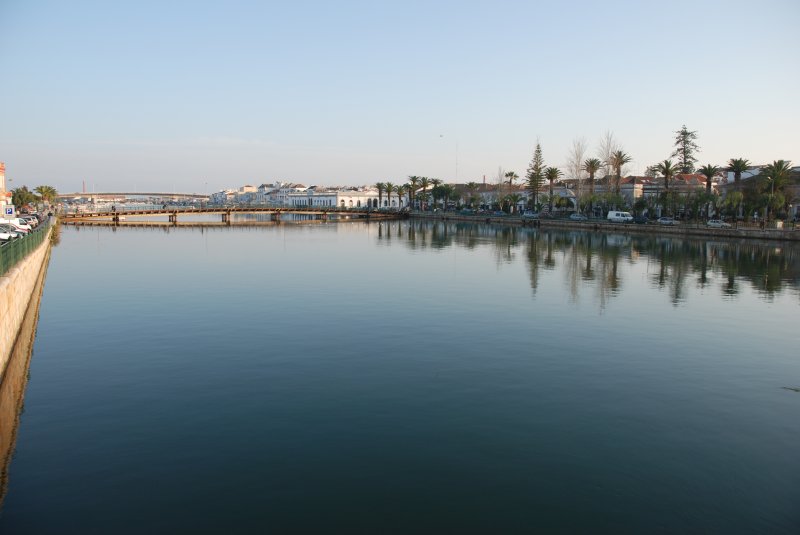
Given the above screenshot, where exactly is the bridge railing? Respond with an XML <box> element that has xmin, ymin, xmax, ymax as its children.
<box><xmin>0</xmin><ymin>217</ymin><xmax>53</xmax><ymax>277</ymax></box>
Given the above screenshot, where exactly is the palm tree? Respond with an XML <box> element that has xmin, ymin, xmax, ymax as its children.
<box><xmin>582</xmin><ymin>158</ymin><xmax>602</xmax><ymax>215</ymax></box>
<box><xmin>761</xmin><ymin>160</ymin><xmax>792</xmax><ymax>220</ymax></box>
<box><xmin>395</xmin><ymin>184</ymin><xmax>406</xmax><ymax>208</ymax></box>
<box><xmin>727</xmin><ymin>158</ymin><xmax>750</xmax><ymax>191</ymax></box>
<box><xmin>465</xmin><ymin>181</ymin><xmax>480</xmax><ymax>208</ymax></box>
<box><xmin>419</xmin><ymin>177</ymin><xmax>430</xmax><ymax>210</ymax></box>
<box><xmin>440</xmin><ymin>184</ymin><xmax>456</xmax><ymax>210</ymax></box>
<box><xmin>698</xmin><ymin>164</ymin><xmax>720</xmax><ymax>195</ymax></box>
<box><xmin>505</xmin><ymin>171</ymin><xmax>519</xmax><ymax>186</ymax></box>
<box><xmin>407</xmin><ymin>176</ymin><xmax>420</xmax><ymax>208</ymax></box>
<box><xmin>506</xmin><ymin>193</ymin><xmax>523</xmax><ymax>214</ymax></box>
<box><xmin>385</xmin><ymin>182</ymin><xmax>395</xmax><ymax>208</ymax></box>
<box><xmin>698</xmin><ymin>164</ymin><xmax>721</xmax><ymax>218</ymax></box>
<box><xmin>12</xmin><ymin>186</ymin><xmax>37</xmax><ymax>207</ymax></box>
<box><xmin>582</xmin><ymin>158</ymin><xmax>601</xmax><ymax>196</ymax></box>
<box><xmin>430</xmin><ymin>178</ymin><xmax>442</xmax><ymax>209</ymax></box>
<box><xmin>375</xmin><ymin>182</ymin><xmax>386</xmax><ymax>209</ymax></box>
<box><xmin>545</xmin><ymin>167</ymin><xmax>562</xmax><ymax>213</ymax></box>
<box><xmin>34</xmin><ymin>185</ymin><xmax>58</xmax><ymax>205</ymax></box>
<box><xmin>725</xmin><ymin>190</ymin><xmax>744</xmax><ymax>219</ymax></box>
<box><xmin>655</xmin><ymin>160</ymin><xmax>678</xmax><ymax>191</ymax></box>
<box><xmin>608</xmin><ymin>150</ymin><xmax>632</xmax><ymax>195</ymax></box>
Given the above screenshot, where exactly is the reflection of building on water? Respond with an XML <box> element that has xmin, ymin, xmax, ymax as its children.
<box><xmin>0</xmin><ymin>249</ymin><xmax>50</xmax><ymax>508</ymax></box>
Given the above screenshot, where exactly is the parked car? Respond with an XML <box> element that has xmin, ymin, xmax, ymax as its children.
<box><xmin>657</xmin><ymin>217</ymin><xmax>679</xmax><ymax>226</ymax></box>
<box><xmin>19</xmin><ymin>215</ymin><xmax>38</xmax><ymax>227</ymax></box>
<box><xmin>522</xmin><ymin>210</ymin><xmax>540</xmax><ymax>220</ymax></box>
<box><xmin>706</xmin><ymin>219</ymin><xmax>731</xmax><ymax>228</ymax></box>
<box><xmin>633</xmin><ymin>215</ymin><xmax>649</xmax><ymax>224</ymax></box>
<box><xmin>0</xmin><ymin>224</ymin><xmax>23</xmax><ymax>238</ymax></box>
<box><xmin>0</xmin><ymin>229</ymin><xmax>19</xmax><ymax>242</ymax></box>
<box><xmin>0</xmin><ymin>219</ymin><xmax>32</xmax><ymax>233</ymax></box>
<box><xmin>569</xmin><ymin>213</ymin><xmax>588</xmax><ymax>221</ymax></box>
<box><xmin>607</xmin><ymin>211</ymin><xmax>633</xmax><ymax>223</ymax></box>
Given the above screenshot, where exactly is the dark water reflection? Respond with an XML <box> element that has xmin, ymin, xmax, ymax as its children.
<box><xmin>0</xmin><ymin>248</ymin><xmax>49</xmax><ymax>510</ymax></box>
<box><xmin>387</xmin><ymin>220</ymin><xmax>799</xmax><ymax>305</ymax></box>
<box><xmin>1</xmin><ymin>221</ymin><xmax>798</xmax><ymax>533</ymax></box>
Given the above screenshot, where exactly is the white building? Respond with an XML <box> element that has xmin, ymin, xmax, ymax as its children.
<box><xmin>271</xmin><ymin>183</ymin><xmax>308</xmax><ymax>205</ymax></box>
<box><xmin>255</xmin><ymin>183</ymin><xmax>277</xmax><ymax>204</ymax></box>
<box><xmin>209</xmin><ymin>189</ymin><xmax>237</xmax><ymax>204</ymax></box>
<box><xmin>211</xmin><ymin>182</ymin><xmax>410</xmax><ymax>208</ymax></box>
<box><xmin>287</xmin><ymin>187</ymin><xmax>407</xmax><ymax>209</ymax></box>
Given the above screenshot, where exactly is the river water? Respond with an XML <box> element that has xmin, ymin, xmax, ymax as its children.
<box><xmin>1</xmin><ymin>221</ymin><xmax>798</xmax><ymax>533</ymax></box>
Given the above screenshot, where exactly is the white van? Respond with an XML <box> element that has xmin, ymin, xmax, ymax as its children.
<box><xmin>607</xmin><ymin>211</ymin><xmax>633</xmax><ymax>223</ymax></box>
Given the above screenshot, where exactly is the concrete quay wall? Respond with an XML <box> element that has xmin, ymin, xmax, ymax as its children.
<box><xmin>410</xmin><ymin>213</ymin><xmax>800</xmax><ymax>242</ymax></box>
<box><xmin>0</xmin><ymin>228</ymin><xmax>52</xmax><ymax>378</ymax></box>
<box><xmin>0</xmin><ymin>237</ymin><xmax>49</xmax><ymax>505</ymax></box>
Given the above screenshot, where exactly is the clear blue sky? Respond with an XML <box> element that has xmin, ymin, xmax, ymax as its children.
<box><xmin>1</xmin><ymin>0</ymin><xmax>798</xmax><ymax>193</ymax></box>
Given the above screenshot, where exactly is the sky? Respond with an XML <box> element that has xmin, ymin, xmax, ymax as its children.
<box><xmin>1</xmin><ymin>0</ymin><xmax>798</xmax><ymax>194</ymax></box>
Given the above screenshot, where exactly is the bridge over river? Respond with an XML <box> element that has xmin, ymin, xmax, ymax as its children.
<box><xmin>61</xmin><ymin>206</ymin><xmax>405</xmax><ymax>225</ymax></box>
<box><xmin>57</xmin><ymin>192</ymin><xmax>208</xmax><ymax>200</ymax></box>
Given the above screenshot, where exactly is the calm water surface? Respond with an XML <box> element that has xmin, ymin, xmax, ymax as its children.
<box><xmin>2</xmin><ymin>221</ymin><xmax>799</xmax><ymax>533</ymax></box>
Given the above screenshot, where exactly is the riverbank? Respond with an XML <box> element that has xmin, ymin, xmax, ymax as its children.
<box><xmin>0</xmin><ymin>224</ymin><xmax>53</xmax><ymax>378</ymax></box>
<box><xmin>0</xmin><ymin>236</ymin><xmax>49</xmax><ymax>507</ymax></box>
<box><xmin>410</xmin><ymin>212</ymin><xmax>800</xmax><ymax>242</ymax></box>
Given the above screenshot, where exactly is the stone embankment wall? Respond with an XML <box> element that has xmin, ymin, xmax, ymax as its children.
<box><xmin>0</xmin><ymin>239</ymin><xmax>49</xmax><ymax>505</ymax></box>
<box><xmin>411</xmin><ymin>213</ymin><xmax>800</xmax><ymax>242</ymax></box>
<box><xmin>0</xmin><ymin>229</ymin><xmax>52</xmax><ymax>377</ymax></box>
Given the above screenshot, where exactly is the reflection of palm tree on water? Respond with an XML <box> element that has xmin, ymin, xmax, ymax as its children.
<box><xmin>544</xmin><ymin>233</ymin><xmax>556</xmax><ymax>268</ymax></box>
<box><xmin>582</xmin><ymin>234</ymin><xmax>596</xmax><ymax>281</ymax></box>
<box><xmin>382</xmin><ymin>220</ymin><xmax>799</xmax><ymax>301</ymax></box>
<box><xmin>526</xmin><ymin>235</ymin><xmax>544</xmax><ymax>295</ymax></box>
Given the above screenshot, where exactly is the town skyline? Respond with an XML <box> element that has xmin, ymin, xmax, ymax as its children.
<box><xmin>1</xmin><ymin>0</ymin><xmax>798</xmax><ymax>192</ymax></box>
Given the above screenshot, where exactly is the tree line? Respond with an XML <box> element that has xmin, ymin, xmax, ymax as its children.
<box><xmin>10</xmin><ymin>185</ymin><xmax>58</xmax><ymax>208</ymax></box>
<box><xmin>393</xmin><ymin>126</ymin><xmax>795</xmax><ymax>220</ymax></box>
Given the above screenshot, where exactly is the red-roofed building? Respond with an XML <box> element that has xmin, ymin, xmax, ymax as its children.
<box><xmin>640</xmin><ymin>172</ymin><xmax>721</xmax><ymax>199</ymax></box>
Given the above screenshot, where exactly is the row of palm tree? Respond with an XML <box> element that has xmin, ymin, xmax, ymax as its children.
<box><xmin>378</xmin><ymin>177</ymin><xmax>451</xmax><ymax>209</ymax></box>
<box><xmin>11</xmin><ymin>185</ymin><xmax>58</xmax><ymax>207</ymax></box>
<box><xmin>374</xmin><ymin>182</ymin><xmax>409</xmax><ymax>208</ymax></box>
<box><xmin>648</xmin><ymin>157</ymin><xmax>794</xmax><ymax>219</ymax></box>
<box><xmin>388</xmin><ymin>176</ymin><xmax>449</xmax><ymax>210</ymax></box>
<box><xmin>652</xmin><ymin>158</ymin><xmax>749</xmax><ymax>194</ymax></box>
<box><xmin>390</xmin><ymin>153</ymin><xmax>792</xmax><ymax>220</ymax></box>
<box><xmin>573</xmin><ymin>152</ymin><xmax>794</xmax><ymax>220</ymax></box>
